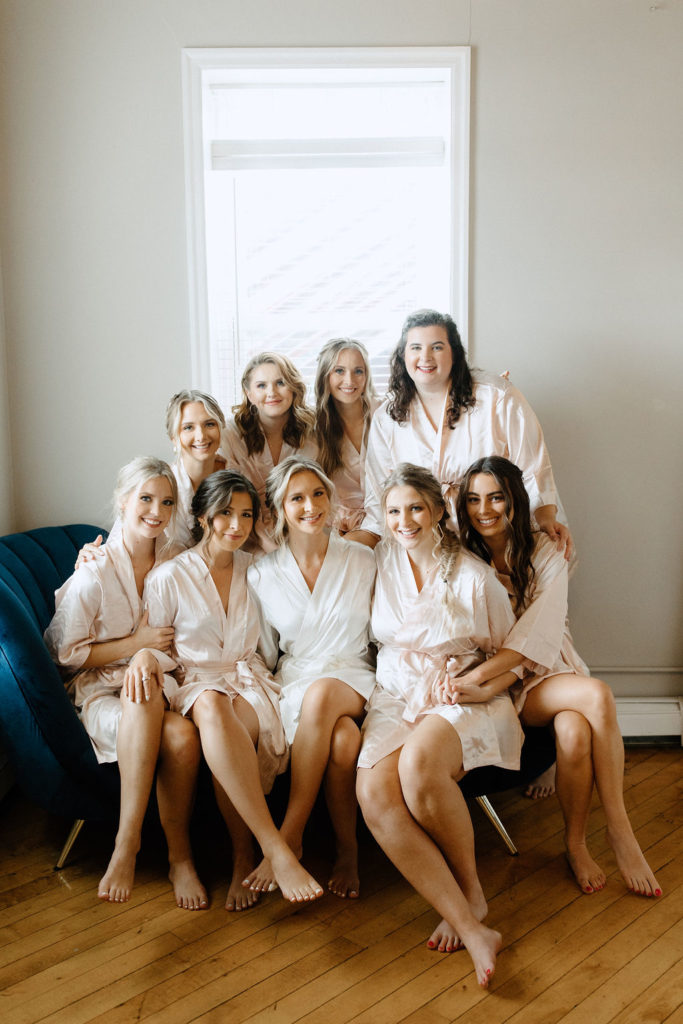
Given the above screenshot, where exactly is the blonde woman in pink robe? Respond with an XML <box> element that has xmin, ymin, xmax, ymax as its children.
<box><xmin>76</xmin><ymin>390</ymin><xmax>228</xmax><ymax>562</ymax></box>
<box><xmin>222</xmin><ymin>353</ymin><xmax>316</xmax><ymax>553</ymax></box>
<box><xmin>348</xmin><ymin>309</ymin><xmax>572</xmax><ymax>563</ymax></box>
<box><xmin>452</xmin><ymin>456</ymin><xmax>661</xmax><ymax>901</ymax></box>
<box><xmin>128</xmin><ymin>470</ymin><xmax>323</xmax><ymax>908</ymax></box>
<box><xmin>246</xmin><ymin>456</ymin><xmax>376</xmax><ymax>900</ymax></box>
<box><xmin>165</xmin><ymin>389</ymin><xmax>228</xmax><ymax>550</ymax></box>
<box><xmin>313</xmin><ymin>338</ymin><xmax>380</xmax><ymax>534</ymax></box>
<box><xmin>44</xmin><ymin>457</ymin><xmax>206</xmax><ymax>910</ymax></box>
<box><xmin>356</xmin><ymin>464</ymin><xmax>522</xmax><ymax>989</ymax></box>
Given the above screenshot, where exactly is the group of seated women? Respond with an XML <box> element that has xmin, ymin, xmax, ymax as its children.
<box><xmin>44</xmin><ymin>308</ymin><xmax>660</xmax><ymax>989</ymax></box>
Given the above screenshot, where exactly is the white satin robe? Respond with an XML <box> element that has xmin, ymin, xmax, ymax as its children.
<box><xmin>329</xmin><ymin>396</ymin><xmax>380</xmax><ymax>534</ymax></box>
<box><xmin>143</xmin><ymin>548</ymin><xmax>288</xmax><ymax>792</ymax></box>
<box><xmin>363</xmin><ymin>370</ymin><xmax>561</xmax><ymax>536</ymax></box>
<box><xmin>222</xmin><ymin>421</ymin><xmax>318</xmax><ymax>553</ymax></box>
<box><xmin>44</xmin><ymin>530</ymin><xmax>174</xmax><ymax>764</ymax></box>
<box><xmin>498</xmin><ymin>534</ymin><xmax>590</xmax><ymax>711</ymax></box>
<box><xmin>247</xmin><ymin>531</ymin><xmax>376</xmax><ymax>744</ymax></box>
<box><xmin>358</xmin><ymin>541</ymin><xmax>524</xmax><ymax>772</ymax></box>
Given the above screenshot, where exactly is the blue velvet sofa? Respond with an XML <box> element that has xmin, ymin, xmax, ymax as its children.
<box><xmin>0</xmin><ymin>523</ymin><xmax>555</xmax><ymax>865</ymax></box>
<box><xmin>0</xmin><ymin>525</ymin><xmax>119</xmax><ymax>862</ymax></box>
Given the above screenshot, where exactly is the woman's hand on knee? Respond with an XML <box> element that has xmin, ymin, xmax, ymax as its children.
<box><xmin>123</xmin><ymin>650</ymin><xmax>163</xmax><ymax>704</ymax></box>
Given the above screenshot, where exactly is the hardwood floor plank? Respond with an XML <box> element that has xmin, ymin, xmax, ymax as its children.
<box><xmin>609</xmin><ymin>964</ymin><xmax>683</xmax><ymax>1024</ymax></box>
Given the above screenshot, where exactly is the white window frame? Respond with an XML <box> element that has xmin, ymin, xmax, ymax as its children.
<box><xmin>182</xmin><ymin>46</ymin><xmax>470</xmax><ymax>404</ymax></box>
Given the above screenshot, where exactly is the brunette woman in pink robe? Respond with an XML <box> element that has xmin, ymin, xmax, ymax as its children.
<box><xmin>44</xmin><ymin>457</ymin><xmax>206</xmax><ymax>910</ymax></box>
<box><xmin>128</xmin><ymin>470</ymin><xmax>323</xmax><ymax>908</ymax></box>
<box><xmin>356</xmin><ymin>464</ymin><xmax>523</xmax><ymax>989</ymax></box>
<box><xmin>452</xmin><ymin>456</ymin><xmax>661</xmax><ymax>901</ymax></box>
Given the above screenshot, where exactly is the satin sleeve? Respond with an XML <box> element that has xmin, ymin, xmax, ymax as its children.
<box><xmin>43</xmin><ymin>570</ymin><xmax>102</xmax><ymax>670</ymax></box>
<box><xmin>499</xmin><ymin>383</ymin><xmax>559</xmax><ymax>514</ymax></box>
<box><xmin>141</xmin><ymin>567</ymin><xmax>180</xmax><ymax>673</ymax></box>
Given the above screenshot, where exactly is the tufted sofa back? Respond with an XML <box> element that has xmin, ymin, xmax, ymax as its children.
<box><xmin>0</xmin><ymin>525</ymin><xmax>119</xmax><ymax>818</ymax></box>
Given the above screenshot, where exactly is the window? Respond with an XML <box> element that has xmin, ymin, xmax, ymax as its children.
<box><xmin>183</xmin><ymin>47</ymin><xmax>470</xmax><ymax>411</ymax></box>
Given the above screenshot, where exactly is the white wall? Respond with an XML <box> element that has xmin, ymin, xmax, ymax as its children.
<box><xmin>0</xmin><ymin>0</ymin><xmax>681</xmax><ymax>697</ymax></box>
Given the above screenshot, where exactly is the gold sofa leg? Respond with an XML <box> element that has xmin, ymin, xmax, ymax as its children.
<box><xmin>54</xmin><ymin>819</ymin><xmax>85</xmax><ymax>870</ymax></box>
<box><xmin>475</xmin><ymin>796</ymin><xmax>518</xmax><ymax>856</ymax></box>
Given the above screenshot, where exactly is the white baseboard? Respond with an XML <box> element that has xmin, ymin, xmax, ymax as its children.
<box><xmin>615</xmin><ymin>697</ymin><xmax>683</xmax><ymax>742</ymax></box>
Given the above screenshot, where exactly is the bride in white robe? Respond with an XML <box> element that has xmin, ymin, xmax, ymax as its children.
<box><xmin>356</xmin><ymin>463</ymin><xmax>522</xmax><ymax>990</ymax></box>
<box><xmin>128</xmin><ymin>470</ymin><xmax>323</xmax><ymax>909</ymax></box>
<box><xmin>246</xmin><ymin>456</ymin><xmax>376</xmax><ymax>900</ymax></box>
<box><xmin>44</xmin><ymin>457</ymin><xmax>206</xmax><ymax>911</ymax></box>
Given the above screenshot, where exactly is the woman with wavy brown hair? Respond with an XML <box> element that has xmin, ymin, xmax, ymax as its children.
<box><xmin>222</xmin><ymin>352</ymin><xmax>316</xmax><ymax>552</ymax></box>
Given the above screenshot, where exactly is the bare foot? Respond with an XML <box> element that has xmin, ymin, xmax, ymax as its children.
<box><xmin>460</xmin><ymin>922</ymin><xmax>502</xmax><ymax>989</ymax></box>
<box><xmin>169</xmin><ymin>859</ymin><xmax>209</xmax><ymax>911</ymax></box>
<box><xmin>427</xmin><ymin>919</ymin><xmax>463</xmax><ymax>952</ymax></box>
<box><xmin>525</xmin><ymin>762</ymin><xmax>556</xmax><ymax>799</ymax></box>
<box><xmin>243</xmin><ymin>855</ymin><xmax>278</xmax><ymax>894</ymax></box>
<box><xmin>226</xmin><ymin>854</ymin><xmax>260</xmax><ymax>910</ymax></box>
<box><xmin>427</xmin><ymin>892</ymin><xmax>487</xmax><ymax>952</ymax></box>
<box><xmin>328</xmin><ymin>847</ymin><xmax>359</xmax><ymax>899</ymax></box>
<box><xmin>607</xmin><ymin>827</ymin><xmax>662</xmax><ymax>897</ymax></box>
<box><xmin>98</xmin><ymin>844</ymin><xmax>137</xmax><ymax>903</ymax></box>
<box><xmin>565</xmin><ymin>842</ymin><xmax>606</xmax><ymax>894</ymax></box>
<box><xmin>269</xmin><ymin>845</ymin><xmax>323</xmax><ymax>904</ymax></box>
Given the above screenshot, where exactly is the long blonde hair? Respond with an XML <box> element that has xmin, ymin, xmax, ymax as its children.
<box><xmin>314</xmin><ymin>338</ymin><xmax>376</xmax><ymax>477</ymax></box>
<box><xmin>233</xmin><ymin>353</ymin><xmax>314</xmax><ymax>456</ymax></box>
<box><xmin>265</xmin><ymin>455</ymin><xmax>336</xmax><ymax>547</ymax></box>
<box><xmin>112</xmin><ymin>457</ymin><xmax>178</xmax><ymax>556</ymax></box>
<box><xmin>381</xmin><ymin>463</ymin><xmax>461</xmax><ymax>598</ymax></box>
<box><xmin>165</xmin><ymin>390</ymin><xmax>226</xmax><ymax>446</ymax></box>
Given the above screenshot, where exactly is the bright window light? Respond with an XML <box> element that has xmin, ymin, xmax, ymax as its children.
<box><xmin>183</xmin><ymin>48</ymin><xmax>470</xmax><ymax>411</ymax></box>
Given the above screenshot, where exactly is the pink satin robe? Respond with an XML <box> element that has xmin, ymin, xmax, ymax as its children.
<box><xmin>363</xmin><ymin>370</ymin><xmax>561</xmax><ymax>536</ymax></box>
<box><xmin>143</xmin><ymin>547</ymin><xmax>288</xmax><ymax>792</ymax></box>
<box><xmin>498</xmin><ymin>534</ymin><xmax>590</xmax><ymax>711</ymax></box>
<box><xmin>222</xmin><ymin>421</ymin><xmax>318</xmax><ymax>553</ymax></box>
<box><xmin>358</xmin><ymin>540</ymin><xmax>524</xmax><ymax>772</ymax></box>
<box><xmin>44</xmin><ymin>529</ymin><xmax>174</xmax><ymax>764</ymax></box>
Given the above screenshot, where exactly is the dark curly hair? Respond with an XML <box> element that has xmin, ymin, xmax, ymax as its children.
<box><xmin>386</xmin><ymin>309</ymin><xmax>476</xmax><ymax>428</ymax></box>
<box><xmin>456</xmin><ymin>456</ymin><xmax>536</xmax><ymax>613</ymax></box>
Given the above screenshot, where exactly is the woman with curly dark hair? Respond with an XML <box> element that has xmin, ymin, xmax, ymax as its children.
<box><xmin>347</xmin><ymin>309</ymin><xmax>572</xmax><ymax>564</ymax></box>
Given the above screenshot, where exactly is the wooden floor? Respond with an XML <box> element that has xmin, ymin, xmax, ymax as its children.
<box><xmin>0</xmin><ymin>746</ymin><xmax>681</xmax><ymax>1024</ymax></box>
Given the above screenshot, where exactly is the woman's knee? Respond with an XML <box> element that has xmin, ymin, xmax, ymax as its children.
<box><xmin>328</xmin><ymin>716</ymin><xmax>361</xmax><ymax>770</ymax></box>
<box><xmin>192</xmin><ymin>688</ymin><xmax>234</xmax><ymax>725</ymax></box>
<box><xmin>554</xmin><ymin>709</ymin><xmax>592</xmax><ymax>761</ymax></box>
<box><xmin>356</xmin><ymin>766</ymin><xmax>394</xmax><ymax>827</ymax></box>
<box><xmin>160</xmin><ymin>712</ymin><xmax>200</xmax><ymax>766</ymax></box>
<box><xmin>583</xmin><ymin>677</ymin><xmax>617</xmax><ymax>723</ymax></box>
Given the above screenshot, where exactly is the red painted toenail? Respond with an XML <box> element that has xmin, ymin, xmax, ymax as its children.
<box><xmin>427</xmin><ymin>941</ymin><xmax>435</xmax><ymax>948</ymax></box>
<box><xmin>655</xmin><ymin>889</ymin><xmax>662</xmax><ymax>896</ymax></box>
